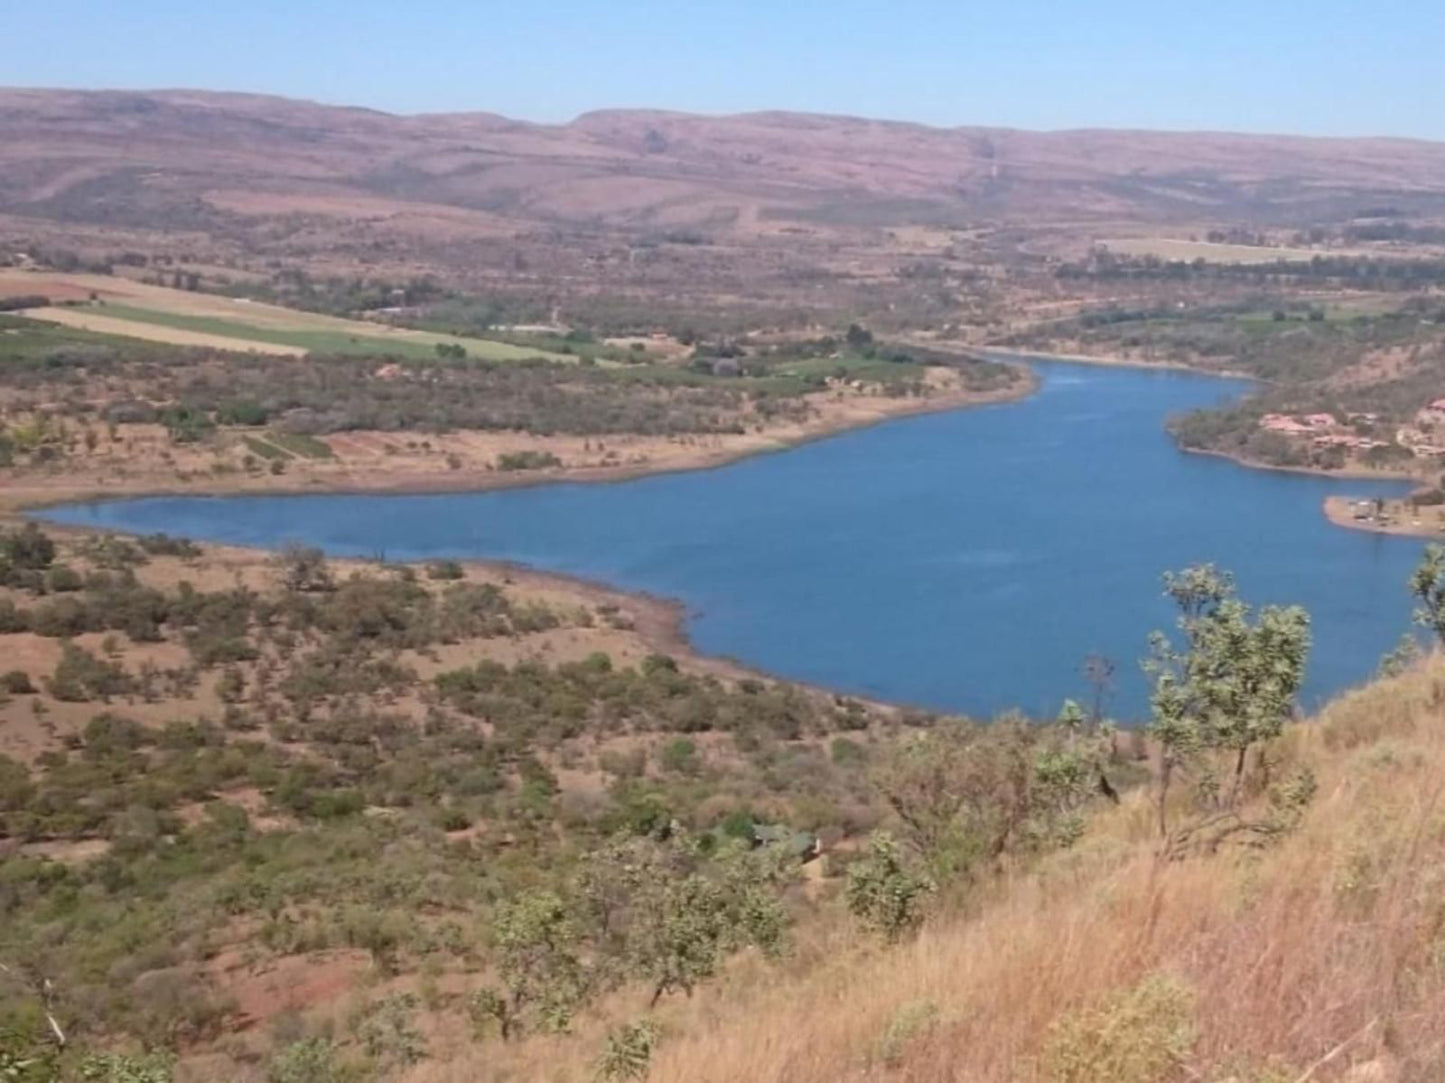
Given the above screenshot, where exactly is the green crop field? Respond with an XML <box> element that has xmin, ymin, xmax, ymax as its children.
<box><xmin>0</xmin><ymin>313</ymin><xmax>170</xmax><ymax>360</ymax></box>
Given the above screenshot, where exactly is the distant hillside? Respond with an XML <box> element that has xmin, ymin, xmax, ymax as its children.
<box><xmin>4</xmin><ymin>87</ymin><xmax>1445</xmax><ymax>241</ymax></box>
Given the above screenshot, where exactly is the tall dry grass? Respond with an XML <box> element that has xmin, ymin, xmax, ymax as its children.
<box><xmin>411</xmin><ymin>658</ymin><xmax>1445</xmax><ymax>1082</ymax></box>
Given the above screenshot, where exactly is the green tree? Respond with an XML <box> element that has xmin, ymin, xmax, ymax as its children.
<box><xmin>571</xmin><ymin>834</ymin><xmax>790</xmax><ymax>1008</ymax></box>
<box><xmin>1410</xmin><ymin>543</ymin><xmax>1445</xmax><ymax>644</ymax></box>
<box><xmin>845</xmin><ymin>831</ymin><xmax>934</xmax><ymax>940</ymax></box>
<box><xmin>483</xmin><ymin>890</ymin><xmax>586</xmax><ymax>1039</ymax></box>
<box><xmin>1145</xmin><ymin>565</ymin><xmax>1310</xmax><ymax>839</ymax></box>
<box><xmin>845</xmin><ymin>323</ymin><xmax>874</xmax><ymax>352</ymax></box>
<box><xmin>873</xmin><ymin>718</ymin><xmax>1103</xmax><ymax>882</ymax></box>
<box><xmin>1</xmin><ymin>524</ymin><xmax>56</xmax><ymax>571</ymax></box>
<box><xmin>626</xmin><ymin>844</ymin><xmax>789</xmax><ymax>1007</ymax></box>
<box><xmin>274</xmin><ymin>545</ymin><xmax>334</xmax><ymax>594</ymax></box>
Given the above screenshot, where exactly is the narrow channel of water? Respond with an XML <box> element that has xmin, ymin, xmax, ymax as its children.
<box><xmin>39</xmin><ymin>360</ymin><xmax>1421</xmax><ymax>718</ymax></box>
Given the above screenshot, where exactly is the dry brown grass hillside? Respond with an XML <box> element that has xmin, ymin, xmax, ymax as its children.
<box><xmin>436</xmin><ymin>655</ymin><xmax>1445</xmax><ymax>1083</ymax></box>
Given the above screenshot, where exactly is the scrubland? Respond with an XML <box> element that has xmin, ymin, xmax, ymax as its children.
<box><xmin>448</xmin><ymin>655</ymin><xmax>1445</xmax><ymax>1083</ymax></box>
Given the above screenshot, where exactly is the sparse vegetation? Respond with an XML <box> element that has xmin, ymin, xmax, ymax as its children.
<box><xmin>8</xmin><ymin>80</ymin><xmax>1445</xmax><ymax>1083</ymax></box>
<box><xmin>1</xmin><ymin>518</ymin><xmax>1364</xmax><ymax>1080</ymax></box>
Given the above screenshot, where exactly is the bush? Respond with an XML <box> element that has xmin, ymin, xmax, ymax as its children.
<box><xmin>496</xmin><ymin>450</ymin><xmax>562</xmax><ymax>471</ymax></box>
<box><xmin>43</xmin><ymin>564</ymin><xmax>84</xmax><ymax>593</ymax></box>
<box><xmin>1</xmin><ymin>523</ymin><xmax>56</xmax><ymax>570</ymax></box>
<box><xmin>268</xmin><ymin>1038</ymin><xmax>350</xmax><ymax>1083</ymax></box>
<box><xmin>1041</xmin><ymin>975</ymin><xmax>1196</xmax><ymax>1083</ymax></box>
<box><xmin>77</xmin><ymin>1050</ymin><xmax>175</xmax><ymax>1082</ymax></box>
<box><xmin>136</xmin><ymin>533</ymin><xmax>202</xmax><ymax>558</ymax></box>
<box><xmin>48</xmin><ymin>643</ymin><xmax>134</xmax><ymax>702</ymax></box>
<box><xmin>596</xmin><ymin>1019</ymin><xmax>661</xmax><ymax>1081</ymax></box>
<box><xmin>845</xmin><ymin>832</ymin><xmax>933</xmax><ymax>940</ymax></box>
<box><xmin>1</xmin><ymin>669</ymin><xmax>35</xmax><ymax>694</ymax></box>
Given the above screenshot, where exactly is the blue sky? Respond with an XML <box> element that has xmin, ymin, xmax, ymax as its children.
<box><xmin>9</xmin><ymin>1</ymin><xmax>1445</xmax><ymax>138</ymax></box>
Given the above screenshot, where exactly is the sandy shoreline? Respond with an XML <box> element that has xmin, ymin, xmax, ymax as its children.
<box><xmin>5</xmin><ymin>369</ymin><xmax>1036</xmax><ymax>712</ymax></box>
<box><xmin>958</xmin><ymin>343</ymin><xmax>1255</xmax><ymax>381</ymax></box>
<box><xmin>1323</xmin><ymin>495</ymin><xmax>1445</xmax><ymax>540</ymax></box>
<box><xmin>22</xmin><ymin>500</ymin><xmax>914</xmax><ymax>719</ymax></box>
<box><xmin>0</xmin><ymin>367</ymin><xmax>1037</xmax><ymax>516</ymax></box>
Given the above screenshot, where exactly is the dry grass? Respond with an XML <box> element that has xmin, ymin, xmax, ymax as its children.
<box><xmin>16</xmin><ymin>304</ymin><xmax>306</xmax><ymax>354</ymax></box>
<box><xmin>1097</xmin><ymin>238</ymin><xmax>1378</xmax><ymax>264</ymax></box>
<box><xmin>417</xmin><ymin>656</ymin><xmax>1445</xmax><ymax>1082</ymax></box>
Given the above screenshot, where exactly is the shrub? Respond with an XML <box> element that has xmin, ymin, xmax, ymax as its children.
<box><xmin>845</xmin><ymin>832</ymin><xmax>934</xmax><ymax>940</ymax></box>
<box><xmin>496</xmin><ymin>450</ymin><xmax>562</xmax><ymax>471</ymax></box>
<box><xmin>0</xmin><ymin>600</ymin><xmax>27</xmax><ymax>633</ymax></box>
<box><xmin>1</xmin><ymin>669</ymin><xmax>35</xmax><ymax>694</ymax></box>
<box><xmin>268</xmin><ymin>1038</ymin><xmax>350</xmax><ymax>1083</ymax></box>
<box><xmin>874</xmin><ymin>1000</ymin><xmax>940</xmax><ymax>1068</ymax></box>
<box><xmin>78</xmin><ymin>1050</ymin><xmax>175</xmax><ymax>1082</ymax></box>
<box><xmin>1</xmin><ymin>523</ymin><xmax>56</xmax><ymax>570</ymax></box>
<box><xmin>353</xmin><ymin>993</ymin><xmax>427</xmax><ymax>1071</ymax></box>
<box><xmin>659</xmin><ymin>737</ymin><xmax>699</xmax><ymax>775</ymax></box>
<box><xmin>275</xmin><ymin>545</ymin><xmax>334</xmax><ymax>593</ymax></box>
<box><xmin>1041</xmin><ymin>975</ymin><xmax>1196</xmax><ymax>1083</ymax></box>
<box><xmin>43</xmin><ymin>564</ymin><xmax>84</xmax><ymax>592</ymax></box>
<box><xmin>595</xmin><ymin>1019</ymin><xmax>661</xmax><ymax>1081</ymax></box>
<box><xmin>135</xmin><ymin>533</ymin><xmax>201</xmax><ymax>558</ymax></box>
<box><xmin>48</xmin><ymin>643</ymin><xmax>134</xmax><ymax>702</ymax></box>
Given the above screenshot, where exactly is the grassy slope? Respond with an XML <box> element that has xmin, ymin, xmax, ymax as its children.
<box><xmin>442</xmin><ymin>657</ymin><xmax>1445</xmax><ymax>1083</ymax></box>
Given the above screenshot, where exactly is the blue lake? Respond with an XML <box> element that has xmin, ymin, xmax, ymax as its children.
<box><xmin>38</xmin><ymin>360</ymin><xmax>1424</xmax><ymax>719</ymax></box>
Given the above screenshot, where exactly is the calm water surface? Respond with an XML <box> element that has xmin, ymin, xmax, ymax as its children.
<box><xmin>40</xmin><ymin>361</ymin><xmax>1423</xmax><ymax>718</ymax></box>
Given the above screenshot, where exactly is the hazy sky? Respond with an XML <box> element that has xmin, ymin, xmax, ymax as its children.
<box><xmin>9</xmin><ymin>0</ymin><xmax>1445</xmax><ymax>138</ymax></box>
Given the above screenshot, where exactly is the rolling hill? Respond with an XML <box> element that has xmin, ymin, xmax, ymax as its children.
<box><xmin>4</xmin><ymin>88</ymin><xmax>1445</xmax><ymax>244</ymax></box>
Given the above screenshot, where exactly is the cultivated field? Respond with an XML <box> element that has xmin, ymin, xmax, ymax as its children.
<box><xmin>1097</xmin><ymin>237</ymin><xmax>1390</xmax><ymax>263</ymax></box>
<box><xmin>0</xmin><ymin>270</ymin><xmax>568</xmax><ymax>360</ymax></box>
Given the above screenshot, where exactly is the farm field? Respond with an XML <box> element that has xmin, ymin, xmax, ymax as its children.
<box><xmin>1097</xmin><ymin>236</ymin><xmax>1396</xmax><ymax>263</ymax></box>
<box><xmin>0</xmin><ymin>270</ymin><xmax>568</xmax><ymax>360</ymax></box>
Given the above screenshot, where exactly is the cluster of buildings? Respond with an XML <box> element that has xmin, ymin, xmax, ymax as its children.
<box><xmin>1257</xmin><ymin>411</ymin><xmax>1390</xmax><ymax>453</ymax></box>
<box><xmin>1396</xmin><ymin>398</ymin><xmax>1445</xmax><ymax>457</ymax></box>
<box><xmin>1415</xmin><ymin>398</ymin><xmax>1445</xmax><ymax>427</ymax></box>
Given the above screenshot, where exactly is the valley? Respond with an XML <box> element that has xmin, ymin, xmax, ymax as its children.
<box><xmin>5</xmin><ymin>81</ymin><xmax>1445</xmax><ymax>1083</ymax></box>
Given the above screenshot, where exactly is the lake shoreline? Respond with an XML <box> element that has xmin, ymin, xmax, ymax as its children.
<box><xmin>1323</xmin><ymin>495</ymin><xmax>1445</xmax><ymax>540</ymax></box>
<box><xmin>6</xmin><ymin>367</ymin><xmax>1040</xmax><ymax>719</ymax></box>
<box><xmin>22</xmin><ymin>355</ymin><xmax>1416</xmax><ymax>717</ymax></box>
<box><xmin>980</xmin><ymin>345</ymin><xmax>1432</xmax><ymax>522</ymax></box>
<box><xmin>23</xmin><ymin>516</ymin><xmax>916</xmax><ymax>719</ymax></box>
<box><xmin>971</xmin><ymin>344</ymin><xmax>1254</xmax><ymax>381</ymax></box>
<box><xmin>0</xmin><ymin>365</ymin><xmax>1037</xmax><ymax>516</ymax></box>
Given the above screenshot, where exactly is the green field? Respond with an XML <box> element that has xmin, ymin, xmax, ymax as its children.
<box><xmin>772</xmin><ymin>353</ymin><xmax>930</xmax><ymax>382</ymax></box>
<box><xmin>95</xmin><ymin>304</ymin><xmax>565</xmax><ymax>361</ymax></box>
<box><xmin>0</xmin><ymin>313</ymin><xmax>169</xmax><ymax>360</ymax></box>
<box><xmin>242</xmin><ymin>431</ymin><xmax>336</xmax><ymax>461</ymax></box>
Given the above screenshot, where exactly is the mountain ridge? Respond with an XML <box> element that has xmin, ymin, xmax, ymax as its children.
<box><xmin>5</xmin><ymin>86</ymin><xmax>1445</xmax><ymax>236</ymax></box>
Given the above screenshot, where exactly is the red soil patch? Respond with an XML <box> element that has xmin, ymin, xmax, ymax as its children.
<box><xmin>208</xmin><ymin>949</ymin><xmax>372</xmax><ymax>1030</ymax></box>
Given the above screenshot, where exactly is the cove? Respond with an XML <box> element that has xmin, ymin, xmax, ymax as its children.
<box><xmin>37</xmin><ymin>360</ymin><xmax>1423</xmax><ymax>719</ymax></box>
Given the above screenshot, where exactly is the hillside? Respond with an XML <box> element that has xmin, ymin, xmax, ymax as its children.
<box><xmin>6</xmin><ymin>89</ymin><xmax>1445</xmax><ymax>237</ymax></box>
<box><xmin>2</xmin><ymin>507</ymin><xmax>1440</xmax><ymax>1082</ymax></box>
<box><xmin>426</xmin><ymin>654</ymin><xmax>1445</xmax><ymax>1083</ymax></box>
<box><xmin>6</xmin><ymin>88</ymin><xmax>1445</xmax><ymax>332</ymax></box>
